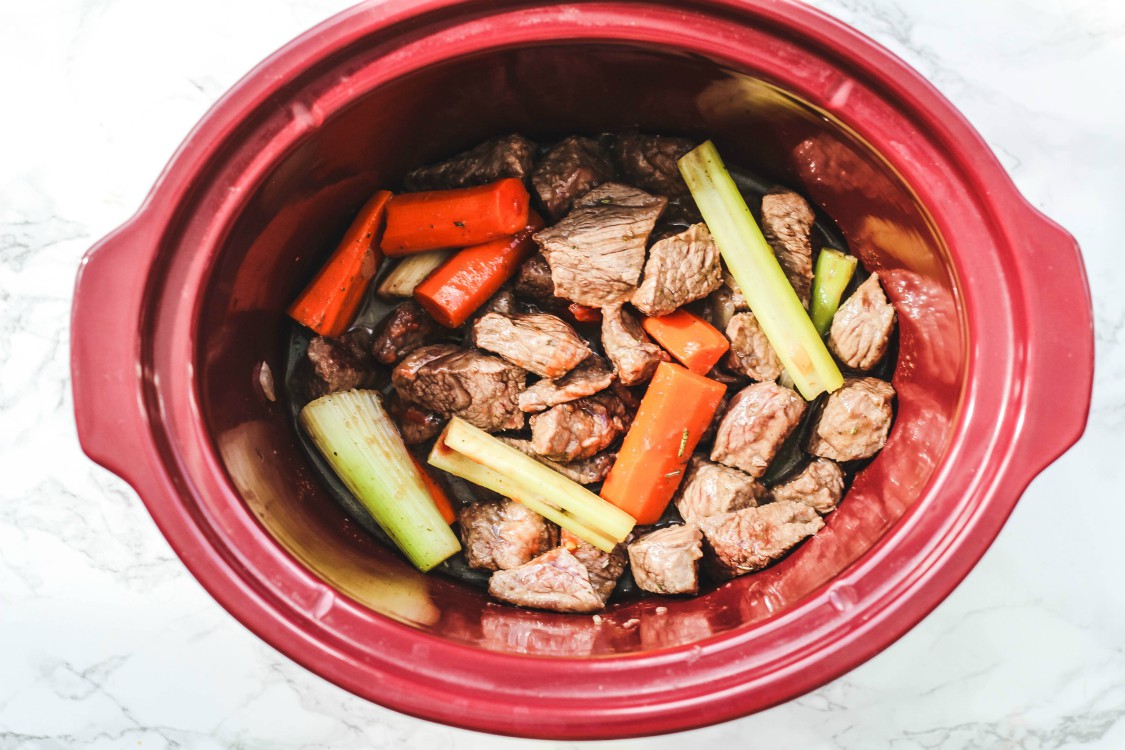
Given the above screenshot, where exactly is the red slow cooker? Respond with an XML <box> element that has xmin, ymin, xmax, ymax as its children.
<box><xmin>71</xmin><ymin>0</ymin><xmax>1093</xmax><ymax>739</ymax></box>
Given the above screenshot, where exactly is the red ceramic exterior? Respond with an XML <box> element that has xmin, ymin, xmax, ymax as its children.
<box><xmin>71</xmin><ymin>0</ymin><xmax>1093</xmax><ymax>739</ymax></box>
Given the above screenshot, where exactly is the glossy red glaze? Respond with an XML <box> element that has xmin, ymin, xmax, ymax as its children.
<box><xmin>70</xmin><ymin>0</ymin><xmax>1093</xmax><ymax>739</ymax></box>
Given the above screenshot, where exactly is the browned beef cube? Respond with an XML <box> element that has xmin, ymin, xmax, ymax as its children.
<box><xmin>392</xmin><ymin>344</ymin><xmax>526</xmax><ymax>432</ymax></box>
<box><xmin>631</xmin><ymin>223</ymin><xmax>723</xmax><ymax>316</ymax></box>
<box><xmin>711</xmin><ymin>382</ymin><xmax>807</xmax><ymax>477</ymax></box>
<box><xmin>807</xmin><ymin>377</ymin><xmax>895</xmax><ymax>461</ymax></box>
<box><xmin>487</xmin><ymin>547</ymin><xmax>605</xmax><ymax>613</ymax></box>
<box><xmin>385</xmin><ymin>392</ymin><xmax>445</xmax><ymax>445</ymax></box>
<box><xmin>761</xmin><ymin>191</ymin><xmax>815</xmax><ymax>307</ymax></box>
<box><xmin>472</xmin><ymin>312</ymin><xmax>591</xmax><ymax>379</ymax></box>
<box><xmin>601</xmin><ymin>303</ymin><xmax>670</xmax><ymax>386</ymax></box>
<box><xmin>305</xmin><ymin>329</ymin><xmax>375</xmax><ymax>395</ymax></box>
<box><xmin>513</xmin><ymin>252</ymin><xmax>556</xmax><ymax>304</ymax></box>
<box><xmin>480</xmin><ymin>288</ymin><xmax>520</xmax><ymax>317</ymax></box>
<box><xmin>498</xmin><ymin>437</ymin><xmax>616</xmax><ymax>485</ymax></box>
<box><xmin>459</xmin><ymin>499</ymin><xmax>555</xmax><ymax>571</ymax></box>
<box><xmin>828</xmin><ymin>273</ymin><xmax>896</xmax><ymax>371</ymax></box>
<box><xmin>613</xmin><ymin>133</ymin><xmax>696</xmax><ymax>197</ymax></box>
<box><xmin>724</xmin><ymin>312</ymin><xmax>782</xmax><ymax>382</ymax></box>
<box><xmin>371</xmin><ymin>300</ymin><xmax>440</xmax><ymax>365</ymax></box>
<box><xmin>534</xmin><ymin>183</ymin><xmax>667</xmax><ymax>307</ymax></box>
<box><xmin>771</xmin><ymin>458</ymin><xmax>845</xmax><ymax>514</ymax></box>
<box><xmin>531</xmin><ymin>136</ymin><xmax>615</xmax><ymax>219</ymax></box>
<box><xmin>529</xmin><ymin>391</ymin><xmax>630</xmax><ymax>462</ymax></box>
<box><xmin>699</xmin><ymin>501</ymin><xmax>824</xmax><ymax>579</ymax></box>
<box><xmin>518</xmin><ymin>355</ymin><xmax>615</xmax><ymax>413</ymax></box>
<box><xmin>562</xmin><ymin>530</ymin><xmax>627</xmax><ymax>605</ymax></box>
<box><xmin>627</xmin><ymin>524</ymin><xmax>703</xmax><ymax>595</ymax></box>
<box><xmin>674</xmin><ymin>456</ymin><xmax>768</xmax><ymax>523</ymax></box>
<box><xmin>404</xmin><ymin>134</ymin><xmax>535</xmax><ymax>190</ymax></box>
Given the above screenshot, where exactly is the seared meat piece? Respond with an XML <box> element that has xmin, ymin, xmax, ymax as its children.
<box><xmin>828</xmin><ymin>273</ymin><xmax>895</xmax><ymax>371</ymax></box>
<box><xmin>601</xmin><ymin>303</ymin><xmax>670</xmax><ymax>386</ymax></box>
<box><xmin>627</xmin><ymin>524</ymin><xmax>703</xmax><ymax>595</ymax></box>
<box><xmin>385</xmin><ymin>392</ymin><xmax>445</xmax><ymax>445</ymax></box>
<box><xmin>711</xmin><ymin>382</ymin><xmax>807</xmax><ymax>477</ymax></box>
<box><xmin>631</xmin><ymin>223</ymin><xmax>723</xmax><ymax>316</ymax></box>
<box><xmin>481</xmin><ymin>288</ymin><xmax>520</xmax><ymax>317</ymax></box>
<box><xmin>404</xmin><ymin>134</ymin><xmax>535</xmax><ymax>190</ymax></box>
<box><xmin>371</xmin><ymin>300</ymin><xmax>440</xmax><ymax>365</ymax></box>
<box><xmin>674</xmin><ymin>456</ymin><xmax>768</xmax><ymax>523</ymax></box>
<box><xmin>761</xmin><ymin>191</ymin><xmax>815</xmax><ymax>307</ymax></box>
<box><xmin>513</xmin><ymin>252</ymin><xmax>556</xmax><ymax>304</ymax></box>
<box><xmin>518</xmin><ymin>355</ymin><xmax>615</xmax><ymax>413</ymax></box>
<box><xmin>699</xmin><ymin>501</ymin><xmax>824</xmax><ymax>579</ymax></box>
<box><xmin>472</xmin><ymin>312</ymin><xmax>591</xmax><ymax>379</ymax></box>
<box><xmin>808</xmin><ymin>377</ymin><xmax>895</xmax><ymax>461</ymax></box>
<box><xmin>488</xmin><ymin>547</ymin><xmax>604</xmax><ymax>613</ymax></box>
<box><xmin>392</xmin><ymin>344</ymin><xmax>526</xmax><ymax>431</ymax></box>
<box><xmin>725</xmin><ymin>312</ymin><xmax>782</xmax><ymax>382</ymax></box>
<box><xmin>563</xmin><ymin>530</ymin><xmax>628</xmax><ymax>605</ymax></box>
<box><xmin>305</xmin><ymin>329</ymin><xmax>375</xmax><ymax>395</ymax></box>
<box><xmin>534</xmin><ymin>183</ymin><xmax>667</xmax><ymax>307</ymax></box>
<box><xmin>459</xmin><ymin>499</ymin><xmax>555</xmax><ymax>571</ymax></box>
<box><xmin>531</xmin><ymin>136</ymin><xmax>615</xmax><ymax>219</ymax></box>
<box><xmin>613</xmin><ymin>133</ymin><xmax>695</xmax><ymax>197</ymax></box>
<box><xmin>529</xmin><ymin>391</ymin><xmax>630</xmax><ymax>462</ymax></box>
<box><xmin>498</xmin><ymin>437</ymin><xmax>617</xmax><ymax>485</ymax></box>
<box><xmin>771</xmin><ymin>458</ymin><xmax>845</xmax><ymax>514</ymax></box>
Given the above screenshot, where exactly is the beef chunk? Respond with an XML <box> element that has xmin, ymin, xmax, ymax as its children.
<box><xmin>529</xmin><ymin>391</ymin><xmax>630</xmax><ymax>462</ymax></box>
<box><xmin>627</xmin><ymin>524</ymin><xmax>703</xmax><ymax>595</ymax></box>
<box><xmin>725</xmin><ymin>312</ymin><xmax>782</xmax><ymax>382</ymax></box>
<box><xmin>459</xmin><ymin>499</ymin><xmax>555</xmax><ymax>571</ymax></box>
<box><xmin>562</xmin><ymin>530</ymin><xmax>627</xmax><ymax>605</ymax></box>
<box><xmin>305</xmin><ymin>329</ymin><xmax>374</xmax><ymax>395</ymax></box>
<box><xmin>601</xmin><ymin>303</ymin><xmax>670</xmax><ymax>386</ymax></box>
<box><xmin>531</xmin><ymin>136</ymin><xmax>616</xmax><ymax>219</ymax></box>
<box><xmin>828</xmin><ymin>273</ymin><xmax>895</xmax><ymax>371</ymax></box>
<box><xmin>518</xmin><ymin>355</ymin><xmax>615</xmax><ymax>413</ymax></box>
<box><xmin>488</xmin><ymin>547</ymin><xmax>604</xmax><ymax>613</ymax></box>
<box><xmin>674</xmin><ymin>456</ymin><xmax>768</xmax><ymax>523</ymax></box>
<box><xmin>371</xmin><ymin>300</ymin><xmax>440</xmax><ymax>365</ymax></box>
<box><xmin>711</xmin><ymin>382</ymin><xmax>807</xmax><ymax>477</ymax></box>
<box><xmin>613</xmin><ymin>133</ymin><xmax>695</xmax><ymax>197</ymax></box>
<box><xmin>807</xmin><ymin>377</ymin><xmax>895</xmax><ymax>461</ymax></box>
<box><xmin>498</xmin><ymin>437</ymin><xmax>617</xmax><ymax>485</ymax></box>
<box><xmin>481</xmin><ymin>288</ymin><xmax>520</xmax><ymax>317</ymax></box>
<box><xmin>404</xmin><ymin>134</ymin><xmax>535</xmax><ymax>190</ymax></box>
<box><xmin>385</xmin><ymin>392</ymin><xmax>445</xmax><ymax>445</ymax></box>
<box><xmin>631</xmin><ymin>223</ymin><xmax>723</xmax><ymax>316</ymax></box>
<box><xmin>472</xmin><ymin>312</ymin><xmax>591</xmax><ymax>379</ymax></box>
<box><xmin>514</xmin><ymin>252</ymin><xmax>556</xmax><ymax>304</ymax></box>
<box><xmin>771</xmin><ymin>458</ymin><xmax>845</xmax><ymax>514</ymax></box>
<box><xmin>392</xmin><ymin>344</ymin><xmax>526</xmax><ymax>431</ymax></box>
<box><xmin>761</xmin><ymin>191</ymin><xmax>815</xmax><ymax>307</ymax></box>
<box><xmin>699</xmin><ymin>500</ymin><xmax>824</xmax><ymax>579</ymax></box>
<box><xmin>534</xmin><ymin>183</ymin><xmax>667</xmax><ymax>307</ymax></box>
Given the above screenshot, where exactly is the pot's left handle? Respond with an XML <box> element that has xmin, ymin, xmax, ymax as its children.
<box><xmin>71</xmin><ymin>215</ymin><xmax>156</xmax><ymax>483</ymax></box>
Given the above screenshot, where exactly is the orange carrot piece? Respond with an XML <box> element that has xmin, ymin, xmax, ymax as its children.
<box><xmin>568</xmin><ymin>303</ymin><xmax>602</xmax><ymax>324</ymax></box>
<box><xmin>600</xmin><ymin>362</ymin><xmax>726</xmax><ymax>524</ymax></box>
<box><xmin>410</xmin><ymin>454</ymin><xmax>456</xmax><ymax>525</ymax></box>
<box><xmin>287</xmin><ymin>190</ymin><xmax>391</xmax><ymax>337</ymax></box>
<box><xmin>413</xmin><ymin>211</ymin><xmax>545</xmax><ymax>328</ymax></box>
<box><xmin>641</xmin><ymin>308</ymin><xmax>730</xmax><ymax>375</ymax></box>
<box><xmin>381</xmin><ymin>178</ymin><xmax>530</xmax><ymax>255</ymax></box>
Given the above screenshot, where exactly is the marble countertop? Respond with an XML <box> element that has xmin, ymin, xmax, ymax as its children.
<box><xmin>2</xmin><ymin>0</ymin><xmax>1123</xmax><ymax>747</ymax></box>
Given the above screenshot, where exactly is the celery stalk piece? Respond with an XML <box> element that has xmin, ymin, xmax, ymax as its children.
<box><xmin>300</xmin><ymin>390</ymin><xmax>461</xmax><ymax>571</ymax></box>
<box><xmin>679</xmin><ymin>141</ymin><xmax>844</xmax><ymax>399</ymax></box>
<box><xmin>376</xmin><ymin>249</ymin><xmax>453</xmax><ymax>299</ymax></box>
<box><xmin>430</xmin><ymin>418</ymin><xmax>635</xmax><ymax>552</ymax></box>
<box><xmin>809</xmin><ymin>248</ymin><xmax>858</xmax><ymax>337</ymax></box>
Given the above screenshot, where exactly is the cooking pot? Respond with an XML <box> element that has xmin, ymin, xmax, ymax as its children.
<box><xmin>70</xmin><ymin>0</ymin><xmax>1093</xmax><ymax>738</ymax></box>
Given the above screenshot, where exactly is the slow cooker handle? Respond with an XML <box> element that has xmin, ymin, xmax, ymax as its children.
<box><xmin>71</xmin><ymin>216</ymin><xmax>155</xmax><ymax>484</ymax></box>
<box><xmin>1010</xmin><ymin>204</ymin><xmax>1093</xmax><ymax>479</ymax></box>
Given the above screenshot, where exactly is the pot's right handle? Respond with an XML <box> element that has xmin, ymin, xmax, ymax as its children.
<box><xmin>71</xmin><ymin>215</ymin><xmax>156</xmax><ymax>485</ymax></box>
<box><xmin>1008</xmin><ymin>203</ymin><xmax>1093</xmax><ymax>481</ymax></box>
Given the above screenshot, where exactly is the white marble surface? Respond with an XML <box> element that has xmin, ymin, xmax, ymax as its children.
<box><xmin>2</xmin><ymin>0</ymin><xmax>1123</xmax><ymax>746</ymax></box>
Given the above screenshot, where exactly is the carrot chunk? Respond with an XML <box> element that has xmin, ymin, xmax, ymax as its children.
<box><xmin>381</xmin><ymin>178</ymin><xmax>530</xmax><ymax>255</ymax></box>
<box><xmin>410</xmin><ymin>453</ymin><xmax>456</xmax><ymax>525</ymax></box>
<box><xmin>641</xmin><ymin>308</ymin><xmax>730</xmax><ymax>374</ymax></box>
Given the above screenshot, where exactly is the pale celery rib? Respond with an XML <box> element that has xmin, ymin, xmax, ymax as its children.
<box><xmin>376</xmin><ymin>249</ymin><xmax>453</xmax><ymax>298</ymax></box>
<box><xmin>429</xmin><ymin>418</ymin><xmax>635</xmax><ymax>553</ymax></box>
<box><xmin>810</xmin><ymin>248</ymin><xmax>858</xmax><ymax>337</ymax></box>
<box><xmin>678</xmin><ymin>141</ymin><xmax>844</xmax><ymax>399</ymax></box>
<box><xmin>299</xmin><ymin>389</ymin><xmax>461</xmax><ymax>571</ymax></box>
